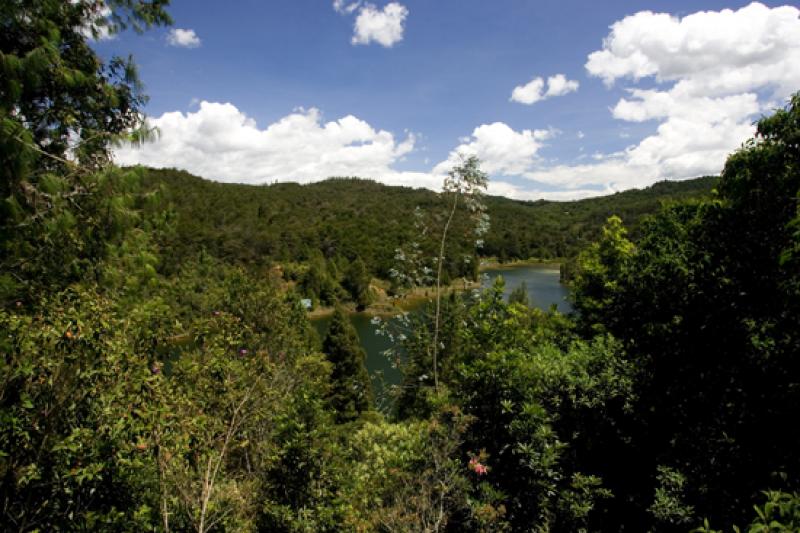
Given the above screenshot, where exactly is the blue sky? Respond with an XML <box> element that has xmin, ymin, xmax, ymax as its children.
<box><xmin>109</xmin><ymin>1</ymin><xmax>800</xmax><ymax>200</ymax></box>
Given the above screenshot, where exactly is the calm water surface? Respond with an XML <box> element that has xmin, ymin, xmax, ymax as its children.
<box><xmin>312</xmin><ymin>264</ymin><xmax>571</xmax><ymax>401</ymax></box>
<box><xmin>481</xmin><ymin>263</ymin><xmax>572</xmax><ymax>314</ymax></box>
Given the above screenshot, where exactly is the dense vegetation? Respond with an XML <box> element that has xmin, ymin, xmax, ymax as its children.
<box><xmin>140</xmin><ymin>168</ymin><xmax>715</xmax><ymax>296</ymax></box>
<box><xmin>136</xmin><ymin>166</ymin><xmax>715</xmax><ymax>308</ymax></box>
<box><xmin>567</xmin><ymin>99</ymin><xmax>800</xmax><ymax>528</ymax></box>
<box><xmin>1</xmin><ymin>1</ymin><xmax>798</xmax><ymax>531</ymax></box>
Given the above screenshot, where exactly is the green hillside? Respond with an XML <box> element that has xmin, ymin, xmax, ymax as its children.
<box><xmin>142</xmin><ymin>167</ymin><xmax>717</xmax><ymax>276</ymax></box>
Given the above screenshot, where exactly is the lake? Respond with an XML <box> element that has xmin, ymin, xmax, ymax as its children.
<box><xmin>481</xmin><ymin>262</ymin><xmax>572</xmax><ymax>314</ymax></box>
<box><xmin>312</xmin><ymin>263</ymin><xmax>572</xmax><ymax>403</ymax></box>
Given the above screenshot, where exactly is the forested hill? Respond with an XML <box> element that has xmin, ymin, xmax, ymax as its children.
<box><xmin>142</xmin><ymin>167</ymin><xmax>716</xmax><ymax>276</ymax></box>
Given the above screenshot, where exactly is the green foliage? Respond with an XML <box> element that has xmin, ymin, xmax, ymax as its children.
<box><xmin>341</xmin><ymin>408</ymin><xmax>474</xmax><ymax>531</ymax></box>
<box><xmin>695</xmin><ymin>491</ymin><xmax>800</xmax><ymax>533</ymax></box>
<box><xmin>0</xmin><ymin>287</ymin><xmax>161</xmax><ymax>530</ymax></box>
<box><xmin>341</xmin><ymin>256</ymin><xmax>373</xmax><ymax>310</ymax></box>
<box><xmin>345</xmin><ymin>419</ymin><xmax>429</xmax><ymax>523</ymax></box>
<box><xmin>391</xmin><ymin>279</ymin><xmax>633</xmax><ymax>531</ymax></box>
<box><xmin>430</xmin><ymin>155</ymin><xmax>490</xmax><ymax>391</ymax></box>
<box><xmin>649</xmin><ymin>466</ymin><xmax>695</xmax><ymax>528</ymax></box>
<box><xmin>746</xmin><ymin>491</ymin><xmax>800</xmax><ymax>533</ymax></box>
<box><xmin>139</xmin><ymin>168</ymin><xmax>715</xmax><ymax>282</ymax></box>
<box><xmin>0</xmin><ymin>0</ymin><xmax>169</xmax><ymax>177</ymax></box>
<box><xmin>3</xmin><ymin>3</ymin><xmax>796</xmax><ymax>530</ymax></box>
<box><xmin>0</xmin><ymin>6</ymin><xmax>474</xmax><ymax>530</ymax></box>
<box><xmin>1</xmin><ymin>0</ymin><xmax>171</xmax><ymax>305</ymax></box>
<box><xmin>569</xmin><ymin>93</ymin><xmax>800</xmax><ymax>529</ymax></box>
<box><xmin>322</xmin><ymin>307</ymin><xmax>373</xmax><ymax>422</ymax></box>
<box><xmin>570</xmin><ymin>215</ymin><xmax>634</xmax><ymax>332</ymax></box>
<box><xmin>0</xmin><ymin>252</ymin><xmax>339</xmax><ymax>530</ymax></box>
<box><xmin>299</xmin><ymin>254</ymin><xmax>343</xmax><ymax>307</ymax></box>
<box><xmin>0</xmin><ymin>165</ymin><xmax>169</xmax><ymax>304</ymax></box>
<box><xmin>154</xmin><ymin>312</ymin><xmax>332</xmax><ymax>532</ymax></box>
<box><xmin>508</xmin><ymin>280</ymin><xmax>530</xmax><ymax>307</ymax></box>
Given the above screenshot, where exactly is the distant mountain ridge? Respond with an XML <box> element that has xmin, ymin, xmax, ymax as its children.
<box><xmin>142</xmin><ymin>167</ymin><xmax>717</xmax><ymax>278</ymax></box>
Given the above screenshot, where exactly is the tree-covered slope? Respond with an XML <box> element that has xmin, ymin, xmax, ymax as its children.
<box><xmin>142</xmin><ymin>167</ymin><xmax>716</xmax><ymax>276</ymax></box>
<box><xmin>483</xmin><ymin>177</ymin><xmax>717</xmax><ymax>260</ymax></box>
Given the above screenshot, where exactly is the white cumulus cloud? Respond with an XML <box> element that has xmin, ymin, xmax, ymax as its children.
<box><xmin>585</xmin><ymin>2</ymin><xmax>800</xmax><ymax>95</ymax></box>
<box><xmin>434</xmin><ymin>123</ymin><xmax>556</xmax><ymax>176</ymax></box>
<box><xmin>167</xmin><ymin>28</ymin><xmax>201</xmax><ymax>48</ymax></box>
<box><xmin>529</xmin><ymin>2</ymin><xmax>800</xmax><ymax>196</ymax></box>
<box><xmin>510</xmin><ymin>78</ymin><xmax>545</xmax><ymax>105</ymax></box>
<box><xmin>333</xmin><ymin>0</ymin><xmax>362</xmax><ymax>14</ymax></box>
<box><xmin>115</xmin><ymin>102</ymin><xmax>571</xmax><ymax>200</ymax></box>
<box><xmin>488</xmin><ymin>180</ymin><xmax>613</xmax><ymax>202</ymax></box>
<box><xmin>544</xmin><ymin>74</ymin><xmax>580</xmax><ymax>98</ymax></box>
<box><xmin>114</xmin><ymin>101</ymin><xmax>442</xmax><ymax>188</ymax></box>
<box><xmin>511</xmin><ymin>74</ymin><xmax>579</xmax><ymax>105</ymax></box>
<box><xmin>351</xmin><ymin>2</ymin><xmax>408</xmax><ymax>47</ymax></box>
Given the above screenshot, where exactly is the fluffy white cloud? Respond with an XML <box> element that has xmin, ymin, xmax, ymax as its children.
<box><xmin>488</xmin><ymin>180</ymin><xmax>612</xmax><ymax>201</ymax></box>
<box><xmin>510</xmin><ymin>77</ymin><xmax>545</xmax><ymax>105</ymax></box>
<box><xmin>511</xmin><ymin>74</ymin><xmax>579</xmax><ymax>105</ymax></box>
<box><xmin>433</xmin><ymin>123</ymin><xmax>556</xmax><ymax>176</ymax></box>
<box><xmin>167</xmin><ymin>28</ymin><xmax>201</xmax><ymax>48</ymax></box>
<box><xmin>544</xmin><ymin>74</ymin><xmax>580</xmax><ymax>98</ymax></box>
<box><xmin>351</xmin><ymin>2</ymin><xmax>408</xmax><ymax>47</ymax></box>
<box><xmin>114</xmin><ymin>102</ymin><xmax>431</xmax><ymax>186</ymax></box>
<box><xmin>528</xmin><ymin>2</ymin><xmax>800</xmax><ymax>195</ymax></box>
<box><xmin>115</xmin><ymin>102</ymin><xmax>569</xmax><ymax>200</ymax></box>
<box><xmin>585</xmin><ymin>2</ymin><xmax>800</xmax><ymax>95</ymax></box>
<box><xmin>526</xmin><ymin>159</ymin><xmax>656</xmax><ymax>194</ymax></box>
<box><xmin>333</xmin><ymin>0</ymin><xmax>362</xmax><ymax>14</ymax></box>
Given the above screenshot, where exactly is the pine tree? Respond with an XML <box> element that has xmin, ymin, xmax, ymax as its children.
<box><xmin>508</xmin><ymin>281</ymin><xmax>530</xmax><ymax>307</ymax></box>
<box><xmin>322</xmin><ymin>307</ymin><xmax>373</xmax><ymax>421</ymax></box>
<box><xmin>0</xmin><ymin>0</ymin><xmax>171</xmax><ymax>303</ymax></box>
<box><xmin>343</xmin><ymin>256</ymin><xmax>373</xmax><ymax>310</ymax></box>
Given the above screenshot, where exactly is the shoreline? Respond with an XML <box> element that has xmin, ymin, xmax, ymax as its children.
<box><xmin>307</xmin><ymin>279</ymin><xmax>481</xmax><ymax>320</ymax></box>
<box><xmin>307</xmin><ymin>260</ymin><xmax>562</xmax><ymax>320</ymax></box>
<box><xmin>478</xmin><ymin>258</ymin><xmax>564</xmax><ymax>271</ymax></box>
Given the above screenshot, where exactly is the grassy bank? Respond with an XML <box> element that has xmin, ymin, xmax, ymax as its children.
<box><xmin>478</xmin><ymin>257</ymin><xmax>564</xmax><ymax>270</ymax></box>
<box><xmin>307</xmin><ymin>259</ymin><xmax>566</xmax><ymax>319</ymax></box>
<box><xmin>307</xmin><ymin>278</ymin><xmax>481</xmax><ymax>319</ymax></box>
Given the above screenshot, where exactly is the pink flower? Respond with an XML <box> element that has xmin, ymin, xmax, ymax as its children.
<box><xmin>469</xmin><ymin>456</ymin><xmax>488</xmax><ymax>476</ymax></box>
